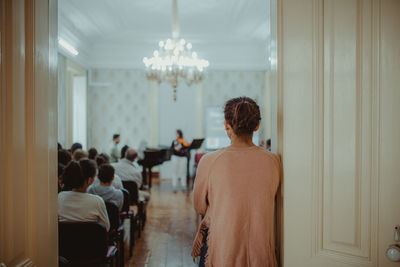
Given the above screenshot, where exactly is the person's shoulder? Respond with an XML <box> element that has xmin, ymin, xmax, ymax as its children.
<box><xmin>254</xmin><ymin>147</ymin><xmax>281</xmax><ymax>165</ymax></box>
<box><xmin>85</xmin><ymin>192</ymin><xmax>105</xmax><ymax>203</ymax></box>
<box><xmin>58</xmin><ymin>190</ymin><xmax>70</xmax><ymax>200</ymax></box>
<box><xmin>111</xmin><ymin>162</ymin><xmax>118</xmax><ymax>167</ymax></box>
<box><xmin>115</xmin><ymin>188</ymin><xmax>124</xmax><ymax>197</ymax></box>
<box><xmin>199</xmin><ymin>148</ymin><xmax>228</xmax><ymax>165</ymax></box>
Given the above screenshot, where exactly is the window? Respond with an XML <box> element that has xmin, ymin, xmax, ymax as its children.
<box><xmin>72</xmin><ymin>75</ymin><xmax>87</xmax><ymax>149</ymax></box>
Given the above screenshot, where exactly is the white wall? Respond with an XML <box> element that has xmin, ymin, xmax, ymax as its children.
<box><xmin>57</xmin><ymin>55</ymin><xmax>87</xmax><ymax>149</ymax></box>
<box><xmin>72</xmin><ymin>76</ymin><xmax>87</xmax><ymax>149</ymax></box>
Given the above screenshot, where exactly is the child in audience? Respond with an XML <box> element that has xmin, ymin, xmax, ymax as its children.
<box><xmin>87</xmin><ymin>164</ymin><xmax>124</xmax><ymax>211</ymax></box>
<box><xmin>89</xmin><ymin>153</ymin><xmax>124</xmax><ymax>189</ymax></box>
<box><xmin>58</xmin><ymin>159</ymin><xmax>110</xmax><ymax>231</ymax></box>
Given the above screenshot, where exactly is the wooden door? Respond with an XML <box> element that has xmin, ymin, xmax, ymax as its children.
<box><xmin>0</xmin><ymin>0</ymin><xmax>58</xmax><ymax>266</ymax></box>
<box><xmin>278</xmin><ymin>0</ymin><xmax>400</xmax><ymax>266</ymax></box>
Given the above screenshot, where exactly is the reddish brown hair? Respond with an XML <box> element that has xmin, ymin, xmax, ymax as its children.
<box><xmin>224</xmin><ymin>97</ymin><xmax>261</xmax><ymax>136</ymax></box>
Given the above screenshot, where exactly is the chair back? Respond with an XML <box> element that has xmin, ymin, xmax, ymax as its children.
<box><xmin>121</xmin><ymin>188</ymin><xmax>130</xmax><ymax>212</ymax></box>
<box><xmin>122</xmin><ymin>181</ymin><xmax>139</xmax><ymax>205</ymax></box>
<box><xmin>58</xmin><ymin>221</ymin><xmax>107</xmax><ymax>262</ymax></box>
<box><xmin>105</xmin><ymin>201</ymin><xmax>121</xmax><ymax>231</ymax></box>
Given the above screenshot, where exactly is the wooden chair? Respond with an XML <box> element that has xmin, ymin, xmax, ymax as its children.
<box><xmin>58</xmin><ymin>221</ymin><xmax>117</xmax><ymax>266</ymax></box>
<box><xmin>122</xmin><ymin>181</ymin><xmax>147</xmax><ymax>232</ymax></box>
<box><xmin>105</xmin><ymin>202</ymin><xmax>124</xmax><ymax>267</ymax></box>
<box><xmin>120</xmin><ymin>188</ymin><xmax>137</xmax><ymax>257</ymax></box>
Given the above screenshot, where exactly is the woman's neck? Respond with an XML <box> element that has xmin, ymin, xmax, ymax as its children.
<box><xmin>230</xmin><ymin>134</ymin><xmax>255</xmax><ymax>147</ymax></box>
<box><xmin>72</xmin><ymin>187</ymin><xmax>87</xmax><ymax>193</ymax></box>
<box><xmin>100</xmin><ymin>181</ymin><xmax>112</xmax><ymax>187</ymax></box>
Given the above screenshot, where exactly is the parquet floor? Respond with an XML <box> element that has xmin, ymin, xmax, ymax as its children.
<box><xmin>124</xmin><ymin>178</ymin><xmax>200</xmax><ymax>267</ymax></box>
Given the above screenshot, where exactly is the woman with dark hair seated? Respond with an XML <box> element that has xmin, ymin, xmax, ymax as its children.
<box><xmin>120</xmin><ymin>145</ymin><xmax>129</xmax><ymax>159</ymax></box>
<box><xmin>58</xmin><ymin>159</ymin><xmax>110</xmax><ymax>231</ymax></box>
<box><xmin>192</xmin><ymin>97</ymin><xmax>281</xmax><ymax>267</ymax></box>
<box><xmin>58</xmin><ymin>149</ymin><xmax>72</xmax><ymax>192</ymax></box>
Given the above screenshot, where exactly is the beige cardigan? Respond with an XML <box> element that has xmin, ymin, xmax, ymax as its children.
<box><xmin>192</xmin><ymin>145</ymin><xmax>281</xmax><ymax>267</ymax></box>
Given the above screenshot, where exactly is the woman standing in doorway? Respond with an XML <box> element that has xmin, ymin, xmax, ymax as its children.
<box><xmin>171</xmin><ymin>129</ymin><xmax>190</xmax><ymax>193</ymax></box>
<box><xmin>192</xmin><ymin>97</ymin><xmax>281</xmax><ymax>267</ymax></box>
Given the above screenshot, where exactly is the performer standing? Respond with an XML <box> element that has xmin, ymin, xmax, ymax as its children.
<box><xmin>110</xmin><ymin>134</ymin><xmax>120</xmax><ymax>163</ymax></box>
<box><xmin>171</xmin><ymin>129</ymin><xmax>190</xmax><ymax>193</ymax></box>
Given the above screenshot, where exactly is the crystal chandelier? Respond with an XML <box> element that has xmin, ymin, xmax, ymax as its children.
<box><xmin>143</xmin><ymin>0</ymin><xmax>209</xmax><ymax>100</ymax></box>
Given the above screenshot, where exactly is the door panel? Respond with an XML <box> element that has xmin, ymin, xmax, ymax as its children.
<box><xmin>0</xmin><ymin>0</ymin><xmax>58</xmax><ymax>266</ymax></box>
<box><xmin>279</xmin><ymin>0</ymin><xmax>400</xmax><ymax>266</ymax></box>
<box><xmin>378</xmin><ymin>1</ymin><xmax>400</xmax><ymax>265</ymax></box>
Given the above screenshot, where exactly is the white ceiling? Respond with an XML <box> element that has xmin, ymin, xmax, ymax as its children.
<box><xmin>59</xmin><ymin>0</ymin><xmax>271</xmax><ymax>70</ymax></box>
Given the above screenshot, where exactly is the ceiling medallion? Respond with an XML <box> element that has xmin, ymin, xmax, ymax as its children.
<box><xmin>143</xmin><ymin>0</ymin><xmax>209</xmax><ymax>101</ymax></box>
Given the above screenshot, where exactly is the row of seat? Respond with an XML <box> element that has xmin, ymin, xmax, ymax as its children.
<box><xmin>59</xmin><ymin>181</ymin><xmax>148</xmax><ymax>266</ymax></box>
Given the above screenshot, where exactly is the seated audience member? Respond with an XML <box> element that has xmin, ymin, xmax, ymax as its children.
<box><xmin>58</xmin><ymin>149</ymin><xmax>72</xmax><ymax>192</ymax></box>
<box><xmin>70</xmin><ymin>142</ymin><xmax>83</xmax><ymax>154</ymax></box>
<box><xmin>98</xmin><ymin>152</ymin><xmax>111</xmax><ymax>162</ymax></box>
<box><xmin>58</xmin><ymin>149</ymin><xmax>72</xmax><ymax>166</ymax></box>
<box><xmin>87</xmin><ymin>164</ymin><xmax>124</xmax><ymax>211</ymax></box>
<box><xmin>58</xmin><ymin>163</ymin><xmax>64</xmax><ymax>193</ymax></box>
<box><xmin>72</xmin><ymin>149</ymin><xmax>88</xmax><ymax>161</ymax></box>
<box><xmin>88</xmin><ymin>147</ymin><xmax>98</xmax><ymax>160</ymax></box>
<box><xmin>62</xmin><ymin>158</ymin><xmax>96</xmax><ymax>191</ymax></box>
<box><xmin>89</xmin><ymin>154</ymin><xmax>123</xmax><ymax>189</ymax></box>
<box><xmin>58</xmin><ymin>142</ymin><xmax>63</xmax><ymax>150</ymax></box>
<box><xmin>266</xmin><ymin>138</ymin><xmax>271</xmax><ymax>151</ymax></box>
<box><xmin>58</xmin><ymin>160</ymin><xmax>110</xmax><ymax>231</ymax></box>
<box><xmin>113</xmin><ymin>148</ymin><xmax>150</xmax><ymax>201</ymax></box>
<box><xmin>120</xmin><ymin>145</ymin><xmax>129</xmax><ymax>160</ymax></box>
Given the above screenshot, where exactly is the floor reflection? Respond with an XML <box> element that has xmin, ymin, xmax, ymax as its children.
<box><xmin>126</xmin><ymin>178</ymin><xmax>199</xmax><ymax>267</ymax></box>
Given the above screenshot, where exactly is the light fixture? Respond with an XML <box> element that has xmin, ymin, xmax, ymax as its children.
<box><xmin>143</xmin><ymin>0</ymin><xmax>209</xmax><ymax>101</ymax></box>
<box><xmin>58</xmin><ymin>38</ymin><xmax>79</xmax><ymax>56</ymax></box>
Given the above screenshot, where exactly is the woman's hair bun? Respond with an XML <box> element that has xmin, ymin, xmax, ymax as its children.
<box><xmin>224</xmin><ymin>96</ymin><xmax>261</xmax><ymax>136</ymax></box>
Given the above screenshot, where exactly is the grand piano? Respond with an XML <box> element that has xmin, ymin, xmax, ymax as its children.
<box><xmin>137</xmin><ymin>146</ymin><xmax>171</xmax><ymax>188</ymax></box>
<box><xmin>137</xmin><ymin>139</ymin><xmax>204</xmax><ymax>189</ymax></box>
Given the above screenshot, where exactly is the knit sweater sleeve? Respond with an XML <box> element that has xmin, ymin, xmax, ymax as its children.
<box><xmin>193</xmin><ymin>152</ymin><xmax>218</xmax><ymax>216</ymax></box>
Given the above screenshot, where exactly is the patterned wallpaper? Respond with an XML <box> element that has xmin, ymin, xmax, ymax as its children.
<box><xmin>88</xmin><ymin>69</ymin><xmax>152</xmax><ymax>153</ymax></box>
<box><xmin>87</xmin><ymin>69</ymin><xmax>266</xmax><ymax>154</ymax></box>
<box><xmin>202</xmin><ymin>70</ymin><xmax>265</xmax><ymax>111</ymax></box>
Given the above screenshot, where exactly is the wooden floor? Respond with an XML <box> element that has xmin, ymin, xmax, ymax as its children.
<box><xmin>123</xmin><ymin>178</ymin><xmax>200</xmax><ymax>267</ymax></box>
